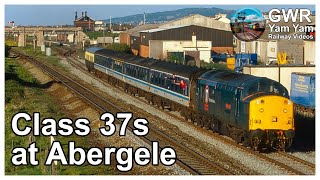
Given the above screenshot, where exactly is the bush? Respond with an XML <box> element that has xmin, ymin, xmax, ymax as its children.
<box><xmin>167</xmin><ymin>53</ymin><xmax>184</xmax><ymax>64</ymax></box>
<box><xmin>105</xmin><ymin>43</ymin><xmax>131</xmax><ymax>54</ymax></box>
<box><xmin>85</xmin><ymin>31</ymin><xmax>118</xmax><ymax>39</ymax></box>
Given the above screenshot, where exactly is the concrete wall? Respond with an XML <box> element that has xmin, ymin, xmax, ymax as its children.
<box><xmin>278</xmin><ymin>39</ymin><xmax>304</xmax><ymax>64</ymax></box>
<box><xmin>18</xmin><ymin>33</ymin><xmax>26</xmax><ymax>47</ymax></box>
<box><xmin>149</xmin><ymin>40</ymin><xmax>164</xmax><ymax>59</ymax></box>
<box><xmin>149</xmin><ymin>40</ymin><xmax>211</xmax><ymax>62</ymax></box>
<box><xmin>97</xmin><ymin>37</ymin><xmax>113</xmax><ymax>44</ymax></box>
<box><xmin>67</xmin><ymin>34</ymin><xmax>74</xmax><ymax>43</ymax></box>
<box><xmin>304</xmin><ymin>41</ymin><xmax>315</xmax><ymax>65</ymax></box>
<box><xmin>267</xmin><ymin>41</ymin><xmax>277</xmax><ymax>59</ymax></box>
<box><xmin>243</xmin><ymin>66</ymin><xmax>315</xmax><ymax>94</ymax></box>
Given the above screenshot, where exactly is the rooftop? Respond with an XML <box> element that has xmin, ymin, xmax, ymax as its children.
<box><xmin>139</xmin><ymin>25</ymin><xmax>190</xmax><ymax>33</ymax></box>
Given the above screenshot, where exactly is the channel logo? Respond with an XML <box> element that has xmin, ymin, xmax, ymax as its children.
<box><xmin>230</xmin><ymin>8</ymin><xmax>266</xmax><ymax>41</ymax></box>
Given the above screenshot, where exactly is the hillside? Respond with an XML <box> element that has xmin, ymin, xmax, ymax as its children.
<box><xmin>104</xmin><ymin>7</ymin><xmax>235</xmax><ymax>25</ymax></box>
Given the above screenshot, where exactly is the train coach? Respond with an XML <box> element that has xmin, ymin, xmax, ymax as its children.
<box><xmin>85</xmin><ymin>47</ymin><xmax>295</xmax><ymax>151</ymax></box>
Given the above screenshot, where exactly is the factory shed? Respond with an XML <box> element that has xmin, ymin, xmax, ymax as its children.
<box><xmin>120</xmin><ymin>14</ymin><xmax>233</xmax><ymax>57</ymax></box>
<box><xmin>119</xmin><ymin>24</ymin><xmax>161</xmax><ymax>46</ymax></box>
<box><xmin>139</xmin><ymin>24</ymin><xmax>233</xmax><ymax>58</ymax></box>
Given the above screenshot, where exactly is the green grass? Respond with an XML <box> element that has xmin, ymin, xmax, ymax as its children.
<box><xmin>5</xmin><ymin>57</ymin><xmax>57</xmax><ymax>175</ymax></box>
<box><xmin>16</xmin><ymin>46</ymin><xmax>67</xmax><ymax>70</ymax></box>
<box><xmin>5</xmin><ymin>57</ymin><xmax>113</xmax><ymax>175</ymax></box>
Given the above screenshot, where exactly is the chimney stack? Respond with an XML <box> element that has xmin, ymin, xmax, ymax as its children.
<box><xmin>82</xmin><ymin>12</ymin><xmax>84</xmax><ymax>17</ymax></box>
<box><xmin>85</xmin><ymin>11</ymin><xmax>87</xmax><ymax>17</ymax></box>
<box><xmin>75</xmin><ymin>11</ymin><xmax>78</xmax><ymax>20</ymax></box>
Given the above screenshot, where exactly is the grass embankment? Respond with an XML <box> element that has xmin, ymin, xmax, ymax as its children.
<box><xmin>17</xmin><ymin>46</ymin><xmax>66</xmax><ymax>69</ymax></box>
<box><xmin>5</xmin><ymin>46</ymin><xmax>113</xmax><ymax>175</ymax></box>
<box><xmin>5</xmin><ymin>57</ymin><xmax>61</xmax><ymax>175</ymax></box>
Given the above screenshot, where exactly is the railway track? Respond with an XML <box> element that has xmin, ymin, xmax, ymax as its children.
<box><xmin>52</xmin><ymin>46</ymin><xmax>315</xmax><ymax>175</ymax></box>
<box><xmin>277</xmin><ymin>151</ymin><xmax>315</xmax><ymax>169</ymax></box>
<box><xmin>10</xmin><ymin>48</ymin><xmax>234</xmax><ymax>175</ymax></box>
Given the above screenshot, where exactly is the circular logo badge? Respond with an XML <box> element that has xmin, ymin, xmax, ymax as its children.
<box><xmin>230</xmin><ymin>8</ymin><xmax>266</xmax><ymax>41</ymax></box>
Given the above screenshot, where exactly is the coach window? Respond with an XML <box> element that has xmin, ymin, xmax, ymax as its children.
<box><xmin>113</xmin><ymin>61</ymin><xmax>123</xmax><ymax>73</ymax></box>
<box><xmin>129</xmin><ymin>65</ymin><xmax>133</xmax><ymax>76</ymax></box>
<box><xmin>106</xmin><ymin>58</ymin><xmax>112</xmax><ymax>68</ymax></box>
<box><xmin>183</xmin><ymin>79</ymin><xmax>189</xmax><ymax>96</ymax></box>
<box><xmin>139</xmin><ymin>67</ymin><xmax>142</xmax><ymax>78</ymax></box>
<box><xmin>130</xmin><ymin>66</ymin><xmax>134</xmax><ymax>77</ymax></box>
<box><xmin>143</xmin><ymin>69</ymin><xmax>148</xmax><ymax>81</ymax></box>
<box><xmin>139</xmin><ymin>68</ymin><xmax>146</xmax><ymax>81</ymax></box>
<box><xmin>158</xmin><ymin>72</ymin><xmax>162</xmax><ymax>86</ymax></box>
<box><xmin>124</xmin><ymin>64</ymin><xmax>129</xmax><ymax>75</ymax></box>
<box><xmin>159</xmin><ymin>73</ymin><xmax>164</xmax><ymax>87</ymax></box>
<box><xmin>155</xmin><ymin>72</ymin><xmax>160</xmax><ymax>85</ymax></box>
<box><xmin>136</xmin><ymin>67</ymin><xmax>140</xmax><ymax>79</ymax></box>
<box><xmin>165</xmin><ymin>74</ymin><xmax>171</xmax><ymax>89</ymax></box>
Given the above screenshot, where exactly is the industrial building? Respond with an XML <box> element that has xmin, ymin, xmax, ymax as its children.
<box><xmin>148</xmin><ymin>31</ymin><xmax>212</xmax><ymax>63</ymax></box>
<box><xmin>94</xmin><ymin>20</ymin><xmax>106</xmax><ymax>32</ymax></box>
<box><xmin>119</xmin><ymin>14</ymin><xmax>233</xmax><ymax>62</ymax></box>
<box><xmin>303</xmin><ymin>24</ymin><xmax>315</xmax><ymax>65</ymax></box>
<box><xmin>140</xmin><ymin>25</ymin><xmax>228</xmax><ymax>62</ymax></box>
<box><xmin>119</xmin><ymin>23</ymin><xmax>160</xmax><ymax>50</ymax></box>
<box><xmin>74</xmin><ymin>11</ymin><xmax>95</xmax><ymax>31</ymax></box>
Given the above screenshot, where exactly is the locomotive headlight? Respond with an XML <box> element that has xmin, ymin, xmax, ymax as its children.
<box><xmin>284</xmin><ymin>100</ymin><xmax>292</xmax><ymax>105</ymax></box>
<box><xmin>259</xmin><ymin>108</ymin><xmax>264</xmax><ymax>112</ymax></box>
<box><xmin>256</xmin><ymin>99</ymin><xmax>264</xmax><ymax>104</ymax></box>
<box><xmin>283</xmin><ymin>109</ymin><xmax>287</xmax><ymax>113</ymax></box>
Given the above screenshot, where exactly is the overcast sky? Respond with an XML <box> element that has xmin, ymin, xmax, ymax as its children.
<box><xmin>5</xmin><ymin>5</ymin><xmax>315</xmax><ymax>26</ymax></box>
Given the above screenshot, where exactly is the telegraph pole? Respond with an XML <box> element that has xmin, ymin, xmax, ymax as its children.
<box><xmin>109</xmin><ymin>16</ymin><xmax>112</xmax><ymax>32</ymax></box>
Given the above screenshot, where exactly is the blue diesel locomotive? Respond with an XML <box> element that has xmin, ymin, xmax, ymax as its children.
<box><xmin>85</xmin><ymin>47</ymin><xmax>295</xmax><ymax>151</ymax></box>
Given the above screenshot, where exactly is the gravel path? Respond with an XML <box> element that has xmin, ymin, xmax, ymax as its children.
<box><xmin>265</xmin><ymin>153</ymin><xmax>315</xmax><ymax>175</ymax></box>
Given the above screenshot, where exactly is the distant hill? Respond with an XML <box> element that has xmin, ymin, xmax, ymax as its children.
<box><xmin>104</xmin><ymin>7</ymin><xmax>235</xmax><ymax>25</ymax></box>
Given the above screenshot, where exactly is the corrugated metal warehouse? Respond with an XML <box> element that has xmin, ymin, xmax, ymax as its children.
<box><xmin>140</xmin><ymin>25</ymin><xmax>233</xmax><ymax>54</ymax></box>
<box><xmin>119</xmin><ymin>14</ymin><xmax>233</xmax><ymax>59</ymax></box>
<box><xmin>139</xmin><ymin>25</ymin><xmax>232</xmax><ymax>60</ymax></box>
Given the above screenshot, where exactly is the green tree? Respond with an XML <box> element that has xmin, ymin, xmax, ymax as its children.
<box><xmin>105</xmin><ymin>44</ymin><xmax>131</xmax><ymax>54</ymax></box>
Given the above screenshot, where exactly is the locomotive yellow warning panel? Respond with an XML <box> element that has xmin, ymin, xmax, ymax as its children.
<box><xmin>249</xmin><ymin>96</ymin><xmax>294</xmax><ymax>131</ymax></box>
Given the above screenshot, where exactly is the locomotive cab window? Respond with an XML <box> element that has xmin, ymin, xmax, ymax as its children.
<box><xmin>243</xmin><ymin>79</ymin><xmax>289</xmax><ymax>98</ymax></box>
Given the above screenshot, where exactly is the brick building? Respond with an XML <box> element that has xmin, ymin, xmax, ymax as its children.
<box><xmin>74</xmin><ymin>11</ymin><xmax>95</xmax><ymax>31</ymax></box>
